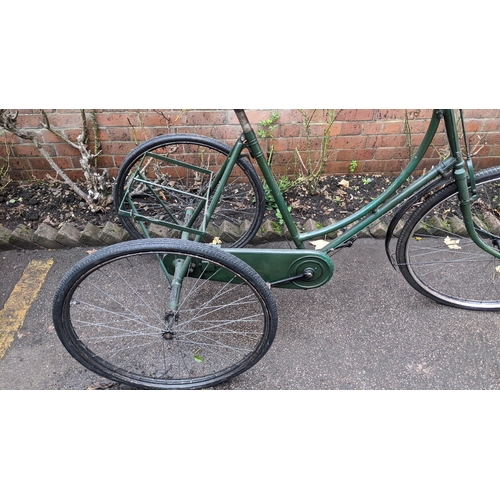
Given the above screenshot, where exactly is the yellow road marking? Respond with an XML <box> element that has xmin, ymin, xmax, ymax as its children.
<box><xmin>0</xmin><ymin>259</ymin><xmax>54</xmax><ymax>359</ymax></box>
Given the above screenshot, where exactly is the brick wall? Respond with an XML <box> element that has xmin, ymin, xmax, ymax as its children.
<box><xmin>2</xmin><ymin>109</ymin><xmax>500</xmax><ymax>181</ymax></box>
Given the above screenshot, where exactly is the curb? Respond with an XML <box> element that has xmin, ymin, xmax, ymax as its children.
<box><xmin>0</xmin><ymin>218</ymin><xmax>390</xmax><ymax>252</ymax></box>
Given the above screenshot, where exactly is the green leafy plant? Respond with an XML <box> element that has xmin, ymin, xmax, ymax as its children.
<box><xmin>257</xmin><ymin>110</ymin><xmax>279</xmax><ymax>166</ymax></box>
<box><xmin>349</xmin><ymin>160</ymin><xmax>358</xmax><ymax>173</ymax></box>
<box><xmin>259</xmin><ymin>177</ymin><xmax>293</xmax><ymax>226</ymax></box>
<box><xmin>275</xmin><ymin>206</ymin><xmax>292</xmax><ymax>226</ymax></box>
<box><xmin>260</xmin><ymin>176</ymin><xmax>294</xmax><ymax>211</ymax></box>
<box><xmin>257</xmin><ymin>110</ymin><xmax>279</xmax><ymax>139</ymax></box>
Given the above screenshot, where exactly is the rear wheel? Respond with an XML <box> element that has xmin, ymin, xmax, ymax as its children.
<box><xmin>53</xmin><ymin>239</ymin><xmax>278</xmax><ymax>389</ymax></box>
<box><xmin>396</xmin><ymin>167</ymin><xmax>500</xmax><ymax>310</ymax></box>
<box><xmin>114</xmin><ymin>134</ymin><xmax>265</xmax><ymax>247</ymax></box>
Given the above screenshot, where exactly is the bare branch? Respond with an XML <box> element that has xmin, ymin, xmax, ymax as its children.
<box><xmin>0</xmin><ymin>109</ymin><xmax>111</xmax><ymax>211</ymax></box>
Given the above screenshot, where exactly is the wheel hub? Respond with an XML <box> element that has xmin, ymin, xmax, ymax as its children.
<box><xmin>162</xmin><ymin>312</ymin><xmax>178</xmax><ymax>340</ymax></box>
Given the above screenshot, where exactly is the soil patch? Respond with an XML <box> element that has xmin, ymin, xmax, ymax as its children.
<box><xmin>282</xmin><ymin>174</ymin><xmax>397</xmax><ymax>226</ymax></box>
<box><xmin>0</xmin><ymin>180</ymin><xmax>120</xmax><ymax>232</ymax></box>
<box><xmin>0</xmin><ymin>175</ymin><xmax>397</xmax><ymax>233</ymax></box>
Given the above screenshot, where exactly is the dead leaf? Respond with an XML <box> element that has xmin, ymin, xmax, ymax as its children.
<box><xmin>338</xmin><ymin>179</ymin><xmax>350</xmax><ymax>189</ymax></box>
<box><xmin>210</xmin><ymin>237</ymin><xmax>222</xmax><ymax>245</ymax></box>
<box><xmin>444</xmin><ymin>236</ymin><xmax>461</xmax><ymax>250</ymax></box>
<box><xmin>310</xmin><ymin>239</ymin><xmax>329</xmax><ymax>250</ymax></box>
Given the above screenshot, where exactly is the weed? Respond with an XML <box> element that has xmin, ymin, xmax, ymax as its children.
<box><xmin>275</xmin><ymin>207</ymin><xmax>291</xmax><ymax>226</ymax></box>
<box><xmin>260</xmin><ymin>176</ymin><xmax>294</xmax><ymax>210</ymax></box>
<box><xmin>257</xmin><ymin>110</ymin><xmax>279</xmax><ymax>166</ymax></box>
<box><xmin>349</xmin><ymin>160</ymin><xmax>358</xmax><ymax>173</ymax></box>
<box><xmin>262</xmin><ymin>181</ymin><xmax>277</xmax><ymax>210</ymax></box>
<box><xmin>257</xmin><ymin>110</ymin><xmax>279</xmax><ymax>139</ymax></box>
<box><xmin>259</xmin><ymin>176</ymin><xmax>292</xmax><ymax>225</ymax></box>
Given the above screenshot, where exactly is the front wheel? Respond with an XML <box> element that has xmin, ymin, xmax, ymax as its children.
<box><xmin>396</xmin><ymin>167</ymin><xmax>500</xmax><ymax>310</ymax></box>
<box><xmin>53</xmin><ymin>239</ymin><xmax>278</xmax><ymax>389</ymax></box>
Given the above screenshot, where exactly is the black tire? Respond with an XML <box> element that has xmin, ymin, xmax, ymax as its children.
<box><xmin>396</xmin><ymin>166</ymin><xmax>500</xmax><ymax>310</ymax></box>
<box><xmin>114</xmin><ymin>134</ymin><xmax>265</xmax><ymax>247</ymax></box>
<box><xmin>53</xmin><ymin>239</ymin><xmax>278</xmax><ymax>389</ymax></box>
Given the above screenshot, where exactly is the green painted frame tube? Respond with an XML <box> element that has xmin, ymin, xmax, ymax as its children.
<box><xmin>242</xmin><ymin>128</ymin><xmax>305</xmax><ymax>248</ymax></box>
<box><xmin>188</xmin><ymin>137</ymin><xmax>247</xmax><ymax>242</ymax></box>
<box><xmin>443</xmin><ymin>109</ymin><xmax>500</xmax><ymax>259</ymax></box>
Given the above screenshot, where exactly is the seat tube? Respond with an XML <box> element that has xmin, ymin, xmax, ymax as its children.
<box><xmin>233</xmin><ymin>109</ymin><xmax>304</xmax><ymax>248</ymax></box>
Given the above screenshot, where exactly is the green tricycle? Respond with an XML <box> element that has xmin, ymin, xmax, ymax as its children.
<box><xmin>52</xmin><ymin>109</ymin><xmax>500</xmax><ymax>389</ymax></box>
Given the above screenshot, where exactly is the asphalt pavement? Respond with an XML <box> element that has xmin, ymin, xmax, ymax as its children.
<box><xmin>1</xmin><ymin>239</ymin><xmax>500</xmax><ymax>390</ymax></box>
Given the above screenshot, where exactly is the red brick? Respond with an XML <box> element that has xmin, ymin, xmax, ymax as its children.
<box><xmin>340</xmin><ymin>122</ymin><xmax>362</xmax><ymax>135</ymax></box>
<box><xmin>53</xmin><ymin>143</ymin><xmax>84</xmax><ymax>157</ymax></box>
<box><xmin>280</xmin><ymin>124</ymin><xmax>301</xmax><ymax>138</ymax></box>
<box><xmin>362</xmin><ymin>122</ymin><xmax>384</xmax><ymax>135</ymax></box>
<box><xmin>11</xmin><ymin>144</ymin><xmax>52</xmax><ymax>157</ymax></box>
<box><xmin>463</xmin><ymin>109</ymin><xmax>498</xmax><ymax>119</ymax></box>
<box><xmin>211</xmin><ymin>125</ymin><xmax>241</xmax><ymax>140</ymax></box>
<box><xmin>413</xmin><ymin>110</ymin><xmax>434</xmax><ymax>119</ymax></box>
<box><xmin>42</xmin><ymin>111</ymin><xmax>89</xmax><ymax>129</ymax></box>
<box><xmin>383</xmin><ymin>121</ymin><xmax>404</xmax><ymax>134</ymax></box>
<box><xmin>185</xmin><ymin>110</ymin><xmax>227</xmax><ymax>126</ymax></box>
<box><xmin>271</xmin><ymin>138</ymin><xmax>288</xmax><ymax>152</ymax></box>
<box><xmin>244</xmin><ymin>110</ymin><xmax>280</xmax><ymax>126</ymax></box>
<box><xmin>374</xmin><ymin>110</ymin><xmax>407</xmax><ymax>120</ymax></box>
<box><xmin>484</xmin><ymin>132</ymin><xmax>500</xmax><ymax>145</ymax></box>
<box><xmin>283</xmin><ymin>109</ymin><xmax>312</xmax><ymax>124</ymax></box>
<box><xmin>103</xmin><ymin>141</ymin><xmax>136</xmax><ymax>156</ymax></box>
<box><xmin>463</xmin><ymin>119</ymin><xmax>482</xmax><ymax>134</ymax></box>
<box><xmin>479</xmin><ymin>119</ymin><xmax>500</xmax><ymax>132</ymax></box>
<box><xmin>366</xmin><ymin>135</ymin><xmax>406</xmax><ymax>148</ymax></box>
<box><xmin>374</xmin><ymin>148</ymin><xmax>396</xmax><ymax>160</ymax></box>
<box><xmin>336</xmin><ymin>149</ymin><xmax>356</xmax><ymax>162</ymax></box>
<box><xmin>337</xmin><ymin>109</ymin><xmax>375</xmax><ymax>121</ymax></box>
<box><xmin>106</xmin><ymin>128</ymin><xmax>133</xmax><ymax>142</ymax></box>
<box><xmin>307</xmin><ymin>124</ymin><xmax>330</xmax><ymax>137</ymax></box>
<box><xmin>356</xmin><ymin>149</ymin><xmax>375</xmax><ymax>161</ymax></box>
<box><xmin>13</xmin><ymin>113</ymin><xmax>44</xmax><ymax>128</ymax></box>
<box><xmin>99</xmin><ymin>112</ymin><xmax>138</xmax><ymax>127</ymax></box>
<box><xmin>332</xmin><ymin>135</ymin><xmax>366</xmax><ymax>150</ymax></box>
<box><xmin>408</xmin><ymin>133</ymin><xmax>425</xmax><ymax>148</ymax></box>
<box><xmin>132</xmin><ymin>111</ymin><xmax>169</xmax><ymax>128</ymax></box>
<box><xmin>327</xmin><ymin>122</ymin><xmax>342</xmax><ymax>137</ymax></box>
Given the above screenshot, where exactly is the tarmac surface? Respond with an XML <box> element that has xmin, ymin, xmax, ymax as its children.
<box><xmin>1</xmin><ymin>238</ymin><xmax>500</xmax><ymax>390</ymax></box>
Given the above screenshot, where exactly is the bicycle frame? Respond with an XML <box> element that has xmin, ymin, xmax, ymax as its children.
<box><xmin>234</xmin><ymin>109</ymin><xmax>500</xmax><ymax>260</ymax></box>
<box><xmin>118</xmin><ymin>108</ymin><xmax>500</xmax><ymax>302</ymax></box>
